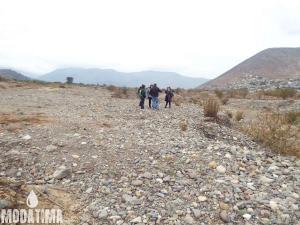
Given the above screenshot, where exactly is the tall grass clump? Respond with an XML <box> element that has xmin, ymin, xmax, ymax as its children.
<box><xmin>214</xmin><ymin>89</ymin><xmax>223</xmax><ymax>99</ymax></box>
<box><xmin>235</xmin><ymin>111</ymin><xmax>245</xmax><ymax>121</ymax></box>
<box><xmin>243</xmin><ymin>112</ymin><xmax>299</xmax><ymax>157</ymax></box>
<box><xmin>203</xmin><ymin>98</ymin><xmax>219</xmax><ymax>118</ymax></box>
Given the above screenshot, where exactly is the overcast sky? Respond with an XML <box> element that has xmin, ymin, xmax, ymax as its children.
<box><xmin>0</xmin><ymin>0</ymin><xmax>299</xmax><ymax>78</ymax></box>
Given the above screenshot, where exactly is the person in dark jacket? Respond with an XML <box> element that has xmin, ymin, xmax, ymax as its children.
<box><xmin>165</xmin><ymin>87</ymin><xmax>174</xmax><ymax>108</ymax></box>
<box><xmin>149</xmin><ymin>83</ymin><xmax>162</xmax><ymax>109</ymax></box>
<box><xmin>138</xmin><ymin>84</ymin><xmax>146</xmax><ymax>109</ymax></box>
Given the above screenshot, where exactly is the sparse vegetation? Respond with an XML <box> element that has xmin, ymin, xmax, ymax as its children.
<box><xmin>284</xmin><ymin>111</ymin><xmax>300</xmax><ymax>125</ymax></box>
<box><xmin>106</xmin><ymin>85</ymin><xmax>135</xmax><ymax>99</ymax></box>
<box><xmin>227</xmin><ymin>88</ymin><xmax>249</xmax><ymax>99</ymax></box>
<box><xmin>235</xmin><ymin>111</ymin><xmax>245</xmax><ymax>121</ymax></box>
<box><xmin>214</xmin><ymin>89</ymin><xmax>223</xmax><ymax>99</ymax></box>
<box><xmin>242</xmin><ymin>112</ymin><xmax>300</xmax><ymax>157</ymax></box>
<box><xmin>264</xmin><ymin>88</ymin><xmax>297</xmax><ymax>99</ymax></box>
<box><xmin>180</xmin><ymin>120</ymin><xmax>188</xmax><ymax>131</ymax></box>
<box><xmin>203</xmin><ymin>98</ymin><xmax>219</xmax><ymax>118</ymax></box>
<box><xmin>225</xmin><ymin>111</ymin><xmax>233</xmax><ymax>118</ymax></box>
<box><xmin>221</xmin><ymin>97</ymin><xmax>229</xmax><ymax>105</ymax></box>
<box><xmin>0</xmin><ymin>113</ymin><xmax>49</xmax><ymax>126</ymax></box>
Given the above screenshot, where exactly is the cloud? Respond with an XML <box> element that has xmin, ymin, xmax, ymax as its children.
<box><xmin>0</xmin><ymin>0</ymin><xmax>299</xmax><ymax>78</ymax></box>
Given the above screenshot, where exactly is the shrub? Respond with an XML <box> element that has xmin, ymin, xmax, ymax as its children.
<box><xmin>225</xmin><ymin>111</ymin><xmax>233</xmax><ymax>118</ymax></box>
<box><xmin>0</xmin><ymin>76</ymin><xmax>7</xmax><ymax>82</ymax></box>
<box><xmin>214</xmin><ymin>90</ymin><xmax>223</xmax><ymax>99</ymax></box>
<box><xmin>180</xmin><ymin>120</ymin><xmax>188</xmax><ymax>131</ymax></box>
<box><xmin>221</xmin><ymin>97</ymin><xmax>229</xmax><ymax>105</ymax></box>
<box><xmin>203</xmin><ymin>98</ymin><xmax>219</xmax><ymax>118</ymax></box>
<box><xmin>243</xmin><ymin>112</ymin><xmax>299</xmax><ymax>157</ymax></box>
<box><xmin>235</xmin><ymin>111</ymin><xmax>245</xmax><ymax>121</ymax></box>
<box><xmin>284</xmin><ymin>111</ymin><xmax>300</xmax><ymax>125</ymax></box>
<box><xmin>264</xmin><ymin>88</ymin><xmax>297</xmax><ymax>99</ymax></box>
<box><xmin>227</xmin><ymin>88</ymin><xmax>249</xmax><ymax>98</ymax></box>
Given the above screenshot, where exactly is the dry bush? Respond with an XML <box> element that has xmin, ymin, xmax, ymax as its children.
<box><xmin>180</xmin><ymin>120</ymin><xmax>188</xmax><ymax>131</ymax></box>
<box><xmin>235</xmin><ymin>111</ymin><xmax>245</xmax><ymax>121</ymax></box>
<box><xmin>242</xmin><ymin>112</ymin><xmax>300</xmax><ymax>157</ymax></box>
<box><xmin>173</xmin><ymin>96</ymin><xmax>183</xmax><ymax>106</ymax></box>
<box><xmin>106</xmin><ymin>86</ymin><xmax>133</xmax><ymax>99</ymax></box>
<box><xmin>214</xmin><ymin>89</ymin><xmax>223</xmax><ymax>99</ymax></box>
<box><xmin>0</xmin><ymin>114</ymin><xmax>48</xmax><ymax>125</ymax></box>
<box><xmin>264</xmin><ymin>88</ymin><xmax>297</xmax><ymax>99</ymax></box>
<box><xmin>227</xmin><ymin>88</ymin><xmax>249</xmax><ymax>99</ymax></box>
<box><xmin>221</xmin><ymin>97</ymin><xmax>229</xmax><ymax>105</ymax></box>
<box><xmin>284</xmin><ymin>111</ymin><xmax>300</xmax><ymax>125</ymax></box>
<box><xmin>225</xmin><ymin>111</ymin><xmax>233</xmax><ymax>119</ymax></box>
<box><xmin>203</xmin><ymin>98</ymin><xmax>219</xmax><ymax>118</ymax></box>
<box><xmin>0</xmin><ymin>76</ymin><xmax>7</xmax><ymax>82</ymax></box>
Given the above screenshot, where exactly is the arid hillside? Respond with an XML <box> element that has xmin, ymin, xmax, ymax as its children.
<box><xmin>200</xmin><ymin>48</ymin><xmax>300</xmax><ymax>89</ymax></box>
<box><xmin>0</xmin><ymin>69</ymin><xmax>30</xmax><ymax>81</ymax></box>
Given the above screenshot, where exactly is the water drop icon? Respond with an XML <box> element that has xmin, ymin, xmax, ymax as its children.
<box><xmin>26</xmin><ymin>190</ymin><xmax>38</xmax><ymax>208</ymax></box>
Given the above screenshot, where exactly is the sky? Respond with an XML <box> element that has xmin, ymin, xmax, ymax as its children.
<box><xmin>0</xmin><ymin>0</ymin><xmax>299</xmax><ymax>78</ymax></box>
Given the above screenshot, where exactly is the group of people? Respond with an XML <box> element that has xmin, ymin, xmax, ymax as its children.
<box><xmin>138</xmin><ymin>83</ymin><xmax>174</xmax><ymax>110</ymax></box>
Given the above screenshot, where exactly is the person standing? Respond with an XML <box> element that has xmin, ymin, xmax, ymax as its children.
<box><xmin>165</xmin><ymin>87</ymin><xmax>174</xmax><ymax>108</ymax></box>
<box><xmin>149</xmin><ymin>83</ymin><xmax>162</xmax><ymax>110</ymax></box>
<box><xmin>138</xmin><ymin>84</ymin><xmax>146</xmax><ymax>109</ymax></box>
<box><xmin>146</xmin><ymin>85</ymin><xmax>153</xmax><ymax>108</ymax></box>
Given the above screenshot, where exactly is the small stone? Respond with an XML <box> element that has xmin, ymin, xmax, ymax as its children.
<box><xmin>52</xmin><ymin>166</ymin><xmax>72</xmax><ymax>179</ymax></box>
<box><xmin>141</xmin><ymin>172</ymin><xmax>152</xmax><ymax>179</ymax></box>
<box><xmin>198</xmin><ymin>196</ymin><xmax>207</xmax><ymax>202</ymax></box>
<box><xmin>219</xmin><ymin>202</ymin><xmax>230</xmax><ymax>210</ymax></box>
<box><xmin>183</xmin><ymin>214</ymin><xmax>195</xmax><ymax>224</ymax></box>
<box><xmin>259</xmin><ymin>175</ymin><xmax>273</xmax><ymax>184</ymax></box>
<box><xmin>98</xmin><ymin>209</ymin><xmax>108</xmax><ymax>219</ymax></box>
<box><xmin>22</xmin><ymin>134</ymin><xmax>31</xmax><ymax>140</ymax></box>
<box><xmin>187</xmin><ymin>170</ymin><xmax>197</xmax><ymax>179</ymax></box>
<box><xmin>217</xmin><ymin>165</ymin><xmax>226</xmax><ymax>173</ymax></box>
<box><xmin>46</xmin><ymin>145</ymin><xmax>57</xmax><ymax>151</ymax></box>
<box><xmin>269</xmin><ymin>200</ymin><xmax>278</xmax><ymax>210</ymax></box>
<box><xmin>122</xmin><ymin>194</ymin><xmax>140</xmax><ymax>205</ymax></box>
<box><xmin>0</xmin><ymin>199</ymin><xmax>13</xmax><ymax>209</ymax></box>
<box><xmin>225</xmin><ymin>153</ymin><xmax>231</xmax><ymax>159</ymax></box>
<box><xmin>208</xmin><ymin>161</ymin><xmax>217</xmax><ymax>169</ymax></box>
<box><xmin>72</xmin><ymin>154</ymin><xmax>80</xmax><ymax>159</ymax></box>
<box><xmin>130</xmin><ymin>216</ymin><xmax>142</xmax><ymax>223</ymax></box>
<box><xmin>132</xmin><ymin>179</ymin><xmax>143</xmax><ymax>186</ymax></box>
<box><xmin>86</xmin><ymin>187</ymin><xmax>93</xmax><ymax>193</ymax></box>
<box><xmin>220</xmin><ymin>210</ymin><xmax>230</xmax><ymax>223</ymax></box>
<box><xmin>192</xmin><ymin>208</ymin><xmax>201</xmax><ymax>218</ymax></box>
<box><xmin>243</xmin><ymin>214</ymin><xmax>251</xmax><ymax>220</ymax></box>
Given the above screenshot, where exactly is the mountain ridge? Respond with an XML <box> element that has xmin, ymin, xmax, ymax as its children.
<box><xmin>39</xmin><ymin>68</ymin><xmax>208</xmax><ymax>88</ymax></box>
<box><xmin>0</xmin><ymin>69</ymin><xmax>30</xmax><ymax>81</ymax></box>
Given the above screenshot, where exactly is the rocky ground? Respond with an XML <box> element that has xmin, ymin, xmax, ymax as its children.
<box><xmin>0</xmin><ymin>83</ymin><xmax>299</xmax><ymax>225</ymax></box>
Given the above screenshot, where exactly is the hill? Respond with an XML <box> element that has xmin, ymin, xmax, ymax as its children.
<box><xmin>0</xmin><ymin>69</ymin><xmax>30</xmax><ymax>81</ymax></box>
<box><xmin>200</xmin><ymin>47</ymin><xmax>300</xmax><ymax>89</ymax></box>
<box><xmin>39</xmin><ymin>68</ymin><xmax>208</xmax><ymax>88</ymax></box>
